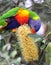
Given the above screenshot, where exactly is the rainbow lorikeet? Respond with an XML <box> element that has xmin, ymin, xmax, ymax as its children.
<box><xmin>0</xmin><ymin>7</ymin><xmax>41</xmax><ymax>34</ymax></box>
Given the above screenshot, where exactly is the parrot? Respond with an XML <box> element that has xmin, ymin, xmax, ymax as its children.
<box><xmin>0</xmin><ymin>7</ymin><xmax>41</xmax><ymax>34</ymax></box>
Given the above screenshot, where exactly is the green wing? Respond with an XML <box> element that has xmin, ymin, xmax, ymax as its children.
<box><xmin>0</xmin><ymin>7</ymin><xmax>20</xmax><ymax>19</ymax></box>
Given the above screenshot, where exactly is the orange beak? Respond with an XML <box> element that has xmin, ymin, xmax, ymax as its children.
<box><xmin>30</xmin><ymin>28</ymin><xmax>36</xmax><ymax>34</ymax></box>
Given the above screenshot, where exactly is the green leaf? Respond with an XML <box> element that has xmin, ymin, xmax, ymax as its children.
<box><xmin>11</xmin><ymin>57</ymin><xmax>21</xmax><ymax>65</ymax></box>
<box><xmin>46</xmin><ymin>22</ymin><xmax>51</xmax><ymax>34</ymax></box>
<box><xmin>42</xmin><ymin>39</ymin><xmax>46</xmax><ymax>44</ymax></box>
<box><xmin>2</xmin><ymin>52</ymin><xmax>10</xmax><ymax>60</ymax></box>
<box><xmin>29</xmin><ymin>34</ymin><xmax>42</xmax><ymax>43</ymax></box>
<box><xmin>2</xmin><ymin>44</ymin><xmax>8</xmax><ymax>51</ymax></box>
<box><xmin>10</xmin><ymin>50</ymin><xmax>17</xmax><ymax>58</ymax></box>
<box><xmin>46</xmin><ymin>31</ymin><xmax>51</xmax><ymax>38</ymax></box>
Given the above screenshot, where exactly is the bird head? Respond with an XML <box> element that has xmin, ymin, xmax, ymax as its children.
<box><xmin>28</xmin><ymin>18</ymin><xmax>41</xmax><ymax>34</ymax></box>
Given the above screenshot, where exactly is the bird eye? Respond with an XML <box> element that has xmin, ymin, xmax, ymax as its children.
<box><xmin>34</xmin><ymin>26</ymin><xmax>36</xmax><ymax>28</ymax></box>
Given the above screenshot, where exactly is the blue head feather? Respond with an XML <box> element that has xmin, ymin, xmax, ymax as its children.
<box><xmin>28</xmin><ymin>18</ymin><xmax>41</xmax><ymax>32</ymax></box>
